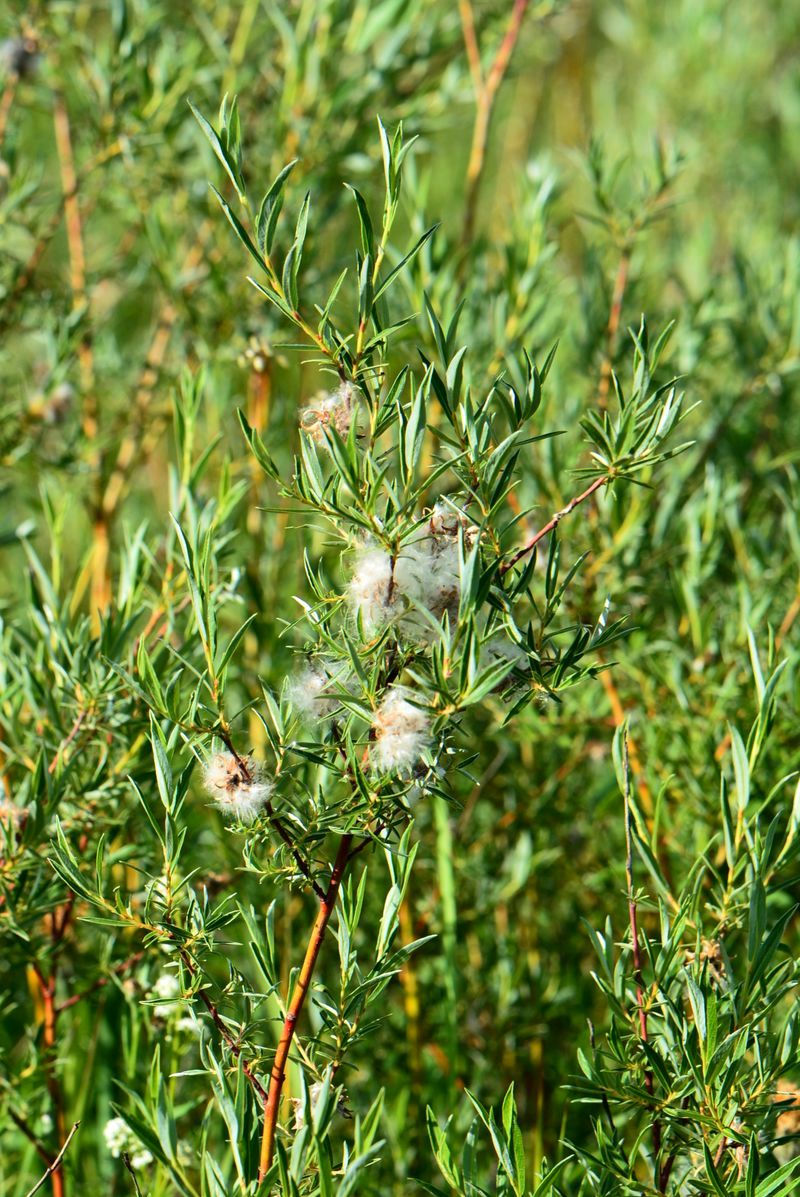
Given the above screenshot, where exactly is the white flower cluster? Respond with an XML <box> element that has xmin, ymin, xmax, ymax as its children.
<box><xmin>103</xmin><ymin>1117</ymin><xmax>153</xmax><ymax>1169</ymax></box>
<box><xmin>287</xmin><ymin>659</ymin><xmax>349</xmax><ymax>721</ymax></box>
<box><xmin>372</xmin><ymin>687</ymin><xmax>430</xmax><ymax>773</ymax></box>
<box><xmin>300</xmin><ymin>383</ymin><xmax>354</xmax><ymax>445</ymax></box>
<box><xmin>203</xmin><ymin>752</ymin><xmax>273</xmax><ymax>823</ymax></box>
<box><xmin>349</xmin><ymin>502</ymin><xmax>477</xmax><ymax>634</ymax></box>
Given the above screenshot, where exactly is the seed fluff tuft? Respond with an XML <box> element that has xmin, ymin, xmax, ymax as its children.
<box><xmin>287</xmin><ymin>660</ymin><xmax>349</xmax><ymax>720</ymax></box>
<box><xmin>372</xmin><ymin>687</ymin><xmax>430</xmax><ymax>773</ymax></box>
<box><xmin>348</xmin><ymin>547</ymin><xmax>399</xmax><ymax>629</ymax></box>
<box><xmin>203</xmin><ymin>752</ymin><xmax>274</xmax><ymax>823</ymax></box>
<box><xmin>300</xmin><ymin>383</ymin><xmax>354</xmax><ymax>445</ymax></box>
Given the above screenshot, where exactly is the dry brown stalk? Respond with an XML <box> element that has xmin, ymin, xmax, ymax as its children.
<box><xmin>52</xmin><ymin>93</ymin><xmax>94</xmax><ymax>429</ymax></box>
<box><xmin>24</xmin><ymin>1122</ymin><xmax>80</xmax><ymax>1197</ymax></box>
<box><xmin>88</xmin><ymin>226</ymin><xmax>212</xmax><ymax>629</ymax></box>
<box><xmin>460</xmin><ymin>0</ymin><xmax>530</xmax><ymax>249</ymax></box>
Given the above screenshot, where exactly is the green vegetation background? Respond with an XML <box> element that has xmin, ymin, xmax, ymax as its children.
<box><xmin>1</xmin><ymin>1</ymin><xmax>800</xmax><ymax>1193</ymax></box>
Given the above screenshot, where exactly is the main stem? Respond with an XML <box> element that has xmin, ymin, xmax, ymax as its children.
<box><xmin>257</xmin><ymin>834</ymin><xmax>353</xmax><ymax>1182</ymax></box>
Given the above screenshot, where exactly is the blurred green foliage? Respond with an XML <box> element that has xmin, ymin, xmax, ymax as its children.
<box><xmin>1</xmin><ymin>1</ymin><xmax>800</xmax><ymax>1195</ymax></box>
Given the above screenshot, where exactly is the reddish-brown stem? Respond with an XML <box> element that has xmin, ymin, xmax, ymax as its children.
<box><xmin>499</xmin><ymin>475</ymin><xmax>609</xmax><ymax>576</ymax></box>
<box><xmin>29</xmin><ymin>895</ymin><xmax>80</xmax><ymax>1196</ymax></box>
<box><xmin>258</xmin><ymin>834</ymin><xmax>353</xmax><ymax>1181</ymax></box>
<box><xmin>622</xmin><ymin>737</ymin><xmax>663</xmax><ymax>1174</ymax></box>
<box><xmin>461</xmin><ymin>0</ymin><xmax>530</xmax><ymax>249</ymax></box>
<box><xmin>659</xmin><ymin>1151</ymin><xmax>676</xmax><ymax>1191</ymax></box>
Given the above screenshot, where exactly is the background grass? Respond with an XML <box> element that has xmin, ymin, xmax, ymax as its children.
<box><xmin>1</xmin><ymin>1</ymin><xmax>800</xmax><ymax>1193</ymax></box>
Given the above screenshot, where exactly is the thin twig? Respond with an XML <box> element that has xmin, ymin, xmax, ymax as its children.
<box><xmin>179</xmin><ymin>951</ymin><xmax>268</xmax><ymax>1104</ymax></box>
<box><xmin>121</xmin><ymin>1153</ymin><xmax>144</xmax><ymax>1196</ymax></box>
<box><xmin>24</xmin><ymin>1123</ymin><xmax>80</xmax><ymax>1197</ymax></box>
<box><xmin>266</xmin><ymin>805</ymin><xmax>327</xmax><ymax>901</ymax></box>
<box><xmin>258</xmin><ymin>834</ymin><xmax>353</xmax><ymax>1180</ymax></box>
<box><xmin>52</xmin><ymin>92</ymin><xmax>93</xmax><ymax>416</ymax></box>
<box><xmin>47</xmin><ymin>713</ymin><xmax>87</xmax><ymax>776</ymax></box>
<box><xmin>461</xmin><ymin>0</ymin><xmax>530</xmax><ymax>249</ymax></box>
<box><xmin>458</xmin><ymin>0</ymin><xmax>483</xmax><ymax>92</ymax></box>
<box><xmin>195</xmin><ymin>987</ymin><xmax>269</xmax><ymax>1104</ymax></box>
<box><xmin>499</xmin><ymin>475</ymin><xmax>609</xmax><ymax>576</ymax></box>
<box><xmin>32</xmin><ymin>955</ymin><xmax>67</xmax><ymax>1197</ymax></box>
<box><xmin>214</xmin><ymin>730</ymin><xmax>325</xmax><ymax>900</ymax></box>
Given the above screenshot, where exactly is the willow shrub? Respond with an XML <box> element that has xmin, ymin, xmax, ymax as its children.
<box><xmin>2</xmin><ymin>3</ymin><xmax>800</xmax><ymax>1197</ymax></box>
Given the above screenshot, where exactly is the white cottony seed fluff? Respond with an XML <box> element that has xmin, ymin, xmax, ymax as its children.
<box><xmin>203</xmin><ymin>752</ymin><xmax>274</xmax><ymax>823</ymax></box>
<box><xmin>348</xmin><ymin>548</ymin><xmax>399</xmax><ymax>629</ymax></box>
<box><xmin>287</xmin><ymin>660</ymin><xmax>348</xmax><ymax>720</ymax></box>
<box><xmin>300</xmin><ymin>383</ymin><xmax>354</xmax><ymax>445</ymax></box>
<box><xmin>372</xmin><ymin>687</ymin><xmax>430</xmax><ymax>773</ymax></box>
<box><xmin>348</xmin><ymin>503</ymin><xmax>475</xmax><ymax>636</ymax></box>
